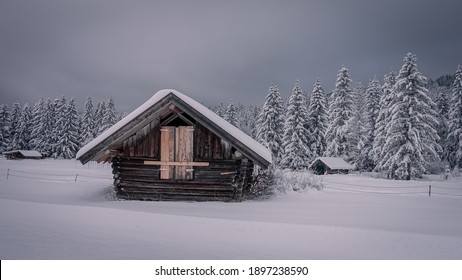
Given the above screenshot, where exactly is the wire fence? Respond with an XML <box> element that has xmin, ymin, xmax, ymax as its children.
<box><xmin>321</xmin><ymin>177</ymin><xmax>462</xmax><ymax>198</ymax></box>
<box><xmin>3</xmin><ymin>168</ymin><xmax>112</xmax><ymax>183</ymax></box>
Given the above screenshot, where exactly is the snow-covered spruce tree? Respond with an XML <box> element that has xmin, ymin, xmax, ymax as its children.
<box><xmin>357</xmin><ymin>78</ymin><xmax>382</xmax><ymax>171</ymax></box>
<box><xmin>307</xmin><ymin>80</ymin><xmax>328</xmax><ymax>158</ymax></box>
<box><xmin>224</xmin><ymin>100</ymin><xmax>238</xmax><ymax>127</ymax></box>
<box><xmin>447</xmin><ymin>65</ymin><xmax>462</xmax><ymax>169</ymax></box>
<box><xmin>215</xmin><ymin>103</ymin><xmax>225</xmax><ymax>118</ymax></box>
<box><xmin>0</xmin><ymin>104</ymin><xmax>11</xmax><ymax>152</ymax></box>
<box><xmin>380</xmin><ymin>53</ymin><xmax>441</xmax><ymax>180</ymax></box>
<box><xmin>32</xmin><ymin>98</ymin><xmax>55</xmax><ymax>156</ymax></box>
<box><xmin>255</xmin><ymin>84</ymin><xmax>285</xmax><ymax>165</ymax></box>
<box><xmin>237</xmin><ymin>104</ymin><xmax>259</xmax><ymax>137</ymax></box>
<box><xmin>325</xmin><ymin>66</ymin><xmax>356</xmax><ymax>162</ymax></box>
<box><xmin>99</xmin><ymin>97</ymin><xmax>117</xmax><ymax>134</ymax></box>
<box><xmin>435</xmin><ymin>89</ymin><xmax>450</xmax><ymax>161</ymax></box>
<box><xmin>93</xmin><ymin>101</ymin><xmax>105</xmax><ymax>137</ymax></box>
<box><xmin>350</xmin><ymin>81</ymin><xmax>366</xmax><ymax>168</ymax></box>
<box><xmin>7</xmin><ymin>103</ymin><xmax>22</xmax><ymax>151</ymax></box>
<box><xmin>54</xmin><ymin>98</ymin><xmax>80</xmax><ymax>159</ymax></box>
<box><xmin>14</xmin><ymin>104</ymin><xmax>32</xmax><ymax>150</ymax></box>
<box><xmin>372</xmin><ymin>70</ymin><xmax>396</xmax><ymax>171</ymax></box>
<box><xmin>80</xmin><ymin>97</ymin><xmax>95</xmax><ymax>146</ymax></box>
<box><xmin>50</xmin><ymin>96</ymin><xmax>67</xmax><ymax>158</ymax></box>
<box><xmin>280</xmin><ymin>81</ymin><xmax>313</xmax><ymax>170</ymax></box>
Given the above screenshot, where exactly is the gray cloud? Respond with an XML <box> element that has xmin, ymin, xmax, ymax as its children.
<box><xmin>1</xmin><ymin>0</ymin><xmax>461</xmax><ymax>112</ymax></box>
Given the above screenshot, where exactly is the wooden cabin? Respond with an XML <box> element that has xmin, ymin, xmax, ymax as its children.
<box><xmin>76</xmin><ymin>89</ymin><xmax>272</xmax><ymax>202</ymax></box>
<box><xmin>309</xmin><ymin>157</ymin><xmax>353</xmax><ymax>175</ymax></box>
<box><xmin>4</xmin><ymin>150</ymin><xmax>43</xmax><ymax>160</ymax></box>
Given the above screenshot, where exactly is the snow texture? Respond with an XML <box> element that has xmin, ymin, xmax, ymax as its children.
<box><xmin>1</xmin><ymin>158</ymin><xmax>462</xmax><ymax>259</ymax></box>
<box><xmin>76</xmin><ymin>89</ymin><xmax>272</xmax><ymax>165</ymax></box>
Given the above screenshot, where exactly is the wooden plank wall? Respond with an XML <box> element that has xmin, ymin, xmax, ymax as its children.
<box><xmin>112</xmin><ymin>156</ymin><xmax>248</xmax><ymax>201</ymax></box>
<box><xmin>122</xmin><ymin>118</ymin><xmax>160</xmax><ymax>159</ymax></box>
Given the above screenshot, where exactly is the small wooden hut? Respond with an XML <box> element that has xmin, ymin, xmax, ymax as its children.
<box><xmin>4</xmin><ymin>150</ymin><xmax>43</xmax><ymax>160</ymax></box>
<box><xmin>76</xmin><ymin>89</ymin><xmax>272</xmax><ymax>202</ymax></box>
<box><xmin>309</xmin><ymin>157</ymin><xmax>353</xmax><ymax>175</ymax></box>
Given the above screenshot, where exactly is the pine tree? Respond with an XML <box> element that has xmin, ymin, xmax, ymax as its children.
<box><xmin>307</xmin><ymin>80</ymin><xmax>328</xmax><ymax>158</ymax></box>
<box><xmin>41</xmin><ymin>98</ymin><xmax>55</xmax><ymax>156</ymax></box>
<box><xmin>93</xmin><ymin>101</ymin><xmax>105</xmax><ymax>137</ymax></box>
<box><xmin>15</xmin><ymin>104</ymin><xmax>32</xmax><ymax>150</ymax></box>
<box><xmin>50</xmin><ymin>96</ymin><xmax>67</xmax><ymax>157</ymax></box>
<box><xmin>256</xmin><ymin>84</ymin><xmax>285</xmax><ymax>165</ymax></box>
<box><xmin>99</xmin><ymin>97</ymin><xmax>117</xmax><ymax>134</ymax></box>
<box><xmin>435</xmin><ymin>89</ymin><xmax>450</xmax><ymax>161</ymax></box>
<box><xmin>54</xmin><ymin>98</ymin><xmax>81</xmax><ymax>159</ymax></box>
<box><xmin>373</xmin><ymin>70</ymin><xmax>396</xmax><ymax>171</ymax></box>
<box><xmin>224</xmin><ymin>100</ymin><xmax>238</xmax><ymax>127</ymax></box>
<box><xmin>380</xmin><ymin>53</ymin><xmax>441</xmax><ymax>180</ymax></box>
<box><xmin>447</xmin><ymin>65</ymin><xmax>462</xmax><ymax>169</ymax></box>
<box><xmin>80</xmin><ymin>97</ymin><xmax>95</xmax><ymax>146</ymax></box>
<box><xmin>0</xmin><ymin>104</ymin><xmax>11</xmax><ymax>152</ymax></box>
<box><xmin>280</xmin><ymin>81</ymin><xmax>313</xmax><ymax>170</ymax></box>
<box><xmin>8</xmin><ymin>103</ymin><xmax>22</xmax><ymax>151</ymax></box>
<box><xmin>357</xmin><ymin>78</ymin><xmax>382</xmax><ymax>171</ymax></box>
<box><xmin>325</xmin><ymin>66</ymin><xmax>355</xmax><ymax>162</ymax></box>
<box><xmin>350</xmin><ymin>81</ymin><xmax>366</xmax><ymax>167</ymax></box>
<box><xmin>215</xmin><ymin>103</ymin><xmax>225</xmax><ymax>118</ymax></box>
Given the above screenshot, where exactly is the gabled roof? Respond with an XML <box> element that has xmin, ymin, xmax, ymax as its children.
<box><xmin>4</xmin><ymin>150</ymin><xmax>42</xmax><ymax>157</ymax></box>
<box><xmin>76</xmin><ymin>89</ymin><xmax>272</xmax><ymax>168</ymax></box>
<box><xmin>309</xmin><ymin>157</ymin><xmax>353</xmax><ymax>170</ymax></box>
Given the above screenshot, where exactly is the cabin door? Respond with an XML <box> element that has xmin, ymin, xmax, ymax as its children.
<box><xmin>160</xmin><ymin>126</ymin><xmax>194</xmax><ymax>180</ymax></box>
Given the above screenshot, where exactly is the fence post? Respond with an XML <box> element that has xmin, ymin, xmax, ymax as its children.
<box><xmin>429</xmin><ymin>185</ymin><xmax>431</xmax><ymax>197</ymax></box>
<box><xmin>7</xmin><ymin>169</ymin><xmax>9</xmax><ymax>180</ymax></box>
<box><xmin>75</xmin><ymin>174</ymin><xmax>78</xmax><ymax>182</ymax></box>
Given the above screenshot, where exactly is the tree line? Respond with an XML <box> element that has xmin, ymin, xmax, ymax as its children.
<box><xmin>254</xmin><ymin>53</ymin><xmax>462</xmax><ymax>180</ymax></box>
<box><xmin>0</xmin><ymin>96</ymin><xmax>120</xmax><ymax>159</ymax></box>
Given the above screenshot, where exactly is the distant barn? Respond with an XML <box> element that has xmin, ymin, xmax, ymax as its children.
<box><xmin>76</xmin><ymin>89</ymin><xmax>272</xmax><ymax>202</ymax></box>
<box><xmin>309</xmin><ymin>157</ymin><xmax>353</xmax><ymax>175</ymax></box>
<box><xmin>3</xmin><ymin>150</ymin><xmax>43</xmax><ymax>160</ymax></box>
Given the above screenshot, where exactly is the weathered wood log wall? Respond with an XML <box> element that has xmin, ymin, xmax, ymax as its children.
<box><xmin>112</xmin><ymin>156</ymin><xmax>251</xmax><ymax>201</ymax></box>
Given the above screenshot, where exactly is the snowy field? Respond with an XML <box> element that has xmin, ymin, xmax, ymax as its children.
<box><xmin>1</xmin><ymin>158</ymin><xmax>462</xmax><ymax>260</ymax></box>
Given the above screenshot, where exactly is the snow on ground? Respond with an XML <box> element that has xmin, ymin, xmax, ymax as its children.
<box><xmin>1</xmin><ymin>158</ymin><xmax>462</xmax><ymax>260</ymax></box>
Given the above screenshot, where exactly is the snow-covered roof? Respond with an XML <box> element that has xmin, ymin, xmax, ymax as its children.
<box><xmin>76</xmin><ymin>89</ymin><xmax>272</xmax><ymax>167</ymax></box>
<box><xmin>309</xmin><ymin>157</ymin><xmax>353</xmax><ymax>170</ymax></box>
<box><xmin>4</xmin><ymin>150</ymin><xmax>42</xmax><ymax>157</ymax></box>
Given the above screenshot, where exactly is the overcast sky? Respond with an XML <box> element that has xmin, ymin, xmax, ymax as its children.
<box><xmin>1</xmin><ymin>0</ymin><xmax>461</xmax><ymax>112</ymax></box>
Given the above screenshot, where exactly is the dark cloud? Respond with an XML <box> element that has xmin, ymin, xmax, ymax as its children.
<box><xmin>1</xmin><ymin>0</ymin><xmax>462</xmax><ymax>112</ymax></box>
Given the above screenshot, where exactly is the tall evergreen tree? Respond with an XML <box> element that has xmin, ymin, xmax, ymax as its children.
<box><xmin>280</xmin><ymin>81</ymin><xmax>313</xmax><ymax>170</ymax></box>
<box><xmin>0</xmin><ymin>104</ymin><xmax>11</xmax><ymax>152</ymax></box>
<box><xmin>93</xmin><ymin>101</ymin><xmax>105</xmax><ymax>137</ymax></box>
<box><xmin>325</xmin><ymin>66</ymin><xmax>355</xmax><ymax>162</ymax></box>
<box><xmin>380</xmin><ymin>53</ymin><xmax>441</xmax><ymax>180</ymax></box>
<box><xmin>357</xmin><ymin>78</ymin><xmax>382</xmax><ymax>171</ymax></box>
<box><xmin>99</xmin><ymin>97</ymin><xmax>117</xmax><ymax>134</ymax></box>
<box><xmin>373</xmin><ymin>70</ymin><xmax>396</xmax><ymax>171</ymax></box>
<box><xmin>80</xmin><ymin>97</ymin><xmax>95</xmax><ymax>146</ymax></box>
<box><xmin>50</xmin><ymin>96</ymin><xmax>67</xmax><ymax>157</ymax></box>
<box><xmin>54</xmin><ymin>98</ymin><xmax>80</xmax><ymax>159</ymax></box>
<box><xmin>307</xmin><ymin>80</ymin><xmax>328</xmax><ymax>158</ymax></box>
<box><xmin>447</xmin><ymin>65</ymin><xmax>462</xmax><ymax>169</ymax></box>
<box><xmin>256</xmin><ymin>84</ymin><xmax>285</xmax><ymax>165</ymax></box>
<box><xmin>8</xmin><ymin>103</ymin><xmax>22</xmax><ymax>151</ymax></box>
<box><xmin>435</xmin><ymin>89</ymin><xmax>450</xmax><ymax>161</ymax></box>
<box><xmin>224</xmin><ymin>100</ymin><xmax>238</xmax><ymax>127</ymax></box>
<box><xmin>15</xmin><ymin>104</ymin><xmax>32</xmax><ymax>150</ymax></box>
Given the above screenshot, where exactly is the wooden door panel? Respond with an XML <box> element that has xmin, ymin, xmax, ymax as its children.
<box><xmin>160</xmin><ymin>126</ymin><xmax>175</xmax><ymax>179</ymax></box>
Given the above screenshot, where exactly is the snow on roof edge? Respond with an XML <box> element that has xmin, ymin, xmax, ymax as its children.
<box><xmin>309</xmin><ymin>157</ymin><xmax>353</xmax><ymax>170</ymax></box>
<box><xmin>76</xmin><ymin>89</ymin><xmax>272</xmax><ymax>165</ymax></box>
